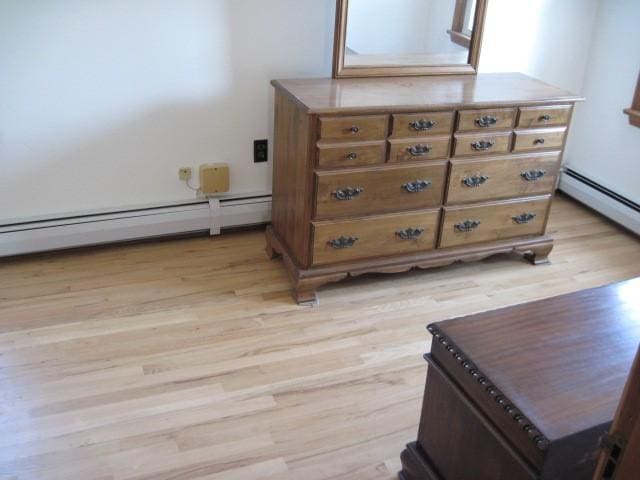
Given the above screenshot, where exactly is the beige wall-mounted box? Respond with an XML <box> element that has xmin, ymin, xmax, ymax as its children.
<box><xmin>199</xmin><ymin>163</ymin><xmax>229</xmax><ymax>195</ymax></box>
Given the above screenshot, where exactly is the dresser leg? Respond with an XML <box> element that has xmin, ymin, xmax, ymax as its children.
<box><xmin>293</xmin><ymin>287</ymin><xmax>319</xmax><ymax>306</ymax></box>
<box><xmin>525</xmin><ymin>243</ymin><xmax>553</xmax><ymax>265</ymax></box>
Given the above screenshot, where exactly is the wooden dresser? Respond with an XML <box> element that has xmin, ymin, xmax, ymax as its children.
<box><xmin>400</xmin><ymin>279</ymin><xmax>640</xmax><ymax>480</ymax></box>
<box><xmin>266</xmin><ymin>73</ymin><xmax>582</xmax><ymax>304</ymax></box>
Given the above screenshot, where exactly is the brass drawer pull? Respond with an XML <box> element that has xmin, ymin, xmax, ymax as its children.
<box><xmin>333</xmin><ymin>186</ymin><xmax>364</xmax><ymax>201</ymax></box>
<box><xmin>513</xmin><ymin>212</ymin><xmax>537</xmax><ymax>224</ymax></box>
<box><xmin>407</xmin><ymin>144</ymin><xmax>432</xmax><ymax>156</ymax></box>
<box><xmin>396</xmin><ymin>227</ymin><xmax>425</xmax><ymax>240</ymax></box>
<box><xmin>328</xmin><ymin>236</ymin><xmax>358</xmax><ymax>249</ymax></box>
<box><xmin>349</xmin><ymin>126</ymin><xmax>360</xmax><ymax>134</ymax></box>
<box><xmin>539</xmin><ymin>114</ymin><xmax>551</xmax><ymax>122</ymax></box>
<box><xmin>403</xmin><ymin>179</ymin><xmax>432</xmax><ymax>193</ymax></box>
<box><xmin>410</xmin><ymin>119</ymin><xmax>436</xmax><ymax>131</ymax></box>
<box><xmin>534</xmin><ymin>138</ymin><xmax>546</xmax><ymax>145</ymax></box>
<box><xmin>521</xmin><ymin>169</ymin><xmax>547</xmax><ymax>181</ymax></box>
<box><xmin>471</xmin><ymin>140</ymin><xmax>495</xmax><ymax>151</ymax></box>
<box><xmin>462</xmin><ymin>174</ymin><xmax>489</xmax><ymax>188</ymax></box>
<box><xmin>346</xmin><ymin>152</ymin><xmax>358</xmax><ymax>161</ymax></box>
<box><xmin>455</xmin><ymin>220</ymin><xmax>481</xmax><ymax>232</ymax></box>
<box><xmin>475</xmin><ymin>116</ymin><xmax>498</xmax><ymax>128</ymax></box>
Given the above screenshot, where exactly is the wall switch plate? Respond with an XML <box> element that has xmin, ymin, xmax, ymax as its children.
<box><xmin>254</xmin><ymin>139</ymin><xmax>268</xmax><ymax>163</ymax></box>
<box><xmin>179</xmin><ymin>167</ymin><xmax>192</xmax><ymax>181</ymax></box>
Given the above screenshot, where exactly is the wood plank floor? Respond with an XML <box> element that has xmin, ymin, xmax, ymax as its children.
<box><xmin>0</xmin><ymin>194</ymin><xmax>639</xmax><ymax>480</ymax></box>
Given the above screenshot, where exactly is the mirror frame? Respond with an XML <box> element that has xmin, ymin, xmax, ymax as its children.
<box><xmin>332</xmin><ymin>0</ymin><xmax>489</xmax><ymax>78</ymax></box>
<box><xmin>624</xmin><ymin>71</ymin><xmax>640</xmax><ymax>128</ymax></box>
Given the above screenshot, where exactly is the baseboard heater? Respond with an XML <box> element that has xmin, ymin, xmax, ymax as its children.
<box><xmin>0</xmin><ymin>193</ymin><xmax>271</xmax><ymax>257</ymax></box>
<box><xmin>559</xmin><ymin>168</ymin><xmax>640</xmax><ymax>235</ymax></box>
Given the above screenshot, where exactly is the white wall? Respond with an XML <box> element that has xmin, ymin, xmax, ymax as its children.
<box><xmin>563</xmin><ymin>0</ymin><xmax>640</xmax><ymax>204</ymax></box>
<box><xmin>479</xmin><ymin>0</ymin><xmax>599</xmax><ymax>94</ymax></box>
<box><xmin>0</xmin><ymin>0</ymin><xmax>335</xmax><ymax>222</ymax></box>
<box><xmin>0</xmin><ymin>0</ymin><xmax>605</xmax><ymax>223</ymax></box>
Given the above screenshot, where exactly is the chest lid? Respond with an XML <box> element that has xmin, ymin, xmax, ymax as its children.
<box><xmin>428</xmin><ymin>279</ymin><xmax>640</xmax><ymax>471</ymax></box>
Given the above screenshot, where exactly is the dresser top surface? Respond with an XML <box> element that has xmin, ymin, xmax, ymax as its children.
<box><xmin>432</xmin><ymin>278</ymin><xmax>640</xmax><ymax>441</ymax></box>
<box><xmin>271</xmin><ymin>73</ymin><xmax>582</xmax><ymax>114</ymax></box>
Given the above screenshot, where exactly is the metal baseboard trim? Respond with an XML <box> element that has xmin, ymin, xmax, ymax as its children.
<box><xmin>0</xmin><ymin>194</ymin><xmax>272</xmax><ymax>257</ymax></box>
<box><xmin>559</xmin><ymin>170</ymin><xmax>640</xmax><ymax>235</ymax></box>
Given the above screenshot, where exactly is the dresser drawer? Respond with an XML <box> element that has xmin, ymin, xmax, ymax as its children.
<box><xmin>318</xmin><ymin>115</ymin><xmax>388</xmax><ymax>142</ymax></box>
<box><xmin>312</xmin><ymin>210</ymin><xmax>440</xmax><ymax>265</ymax></box>
<box><xmin>314</xmin><ymin>162</ymin><xmax>447</xmax><ymax>219</ymax></box>
<box><xmin>317</xmin><ymin>141</ymin><xmax>386</xmax><ymax>168</ymax></box>
<box><xmin>517</xmin><ymin>105</ymin><xmax>572</xmax><ymax>128</ymax></box>
<box><xmin>440</xmin><ymin>196</ymin><xmax>551</xmax><ymax>248</ymax></box>
<box><xmin>513</xmin><ymin>128</ymin><xmax>566</xmax><ymax>152</ymax></box>
<box><xmin>453</xmin><ymin>132</ymin><xmax>512</xmax><ymax>157</ymax></box>
<box><xmin>388</xmin><ymin>137</ymin><xmax>451</xmax><ymax>162</ymax></box>
<box><xmin>391</xmin><ymin>111</ymin><xmax>455</xmax><ymax>138</ymax></box>
<box><xmin>457</xmin><ymin>108</ymin><xmax>517</xmax><ymax>132</ymax></box>
<box><xmin>446</xmin><ymin>152</ymin><xmax>561</xmax><ymax>204</ymax></box>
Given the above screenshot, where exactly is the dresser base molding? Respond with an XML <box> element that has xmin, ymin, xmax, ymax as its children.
<box><xmin>266</xmin><ymin>226</ymin><xmax>553</xmax><ymax>305</ymax></box>
<box><xmin>399</xmin><ymin>442</ymin><xmax>442</xmax><ymax>480</ymax></box>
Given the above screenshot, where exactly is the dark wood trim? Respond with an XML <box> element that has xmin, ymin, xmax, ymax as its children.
<box><xmin>593</xmin><ymin>346</ymin><xmax>640</xmax><ymax>479</ymax></box>
<box><xmin>403</xmin><ymin>354</ymin><xmax>540</xmax><ymax>479</ymax></box>
<box><xmin>332</xmin><ymin>0</ymin><xmax>489</xmax><ymax>78</ymax></box>
<box><xmin>624</xmin><ymin>71</ymin><xmax>640</xmax><ymax>127</ymax></box>
<box><xmin>427</xmin><ymin>323</ymin><xmax>551</xmax><ymax>452</ymax></box>
<box><xmin>399</xmin><ymin>442</ymin><xmax>442</xmax><ymax>480</ymax></box>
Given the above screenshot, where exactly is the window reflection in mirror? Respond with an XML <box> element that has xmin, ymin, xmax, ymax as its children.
<box><xmin>344</xmin><ymin>0</ymin><xmax>477</xmax><ymax>67</ymax></box>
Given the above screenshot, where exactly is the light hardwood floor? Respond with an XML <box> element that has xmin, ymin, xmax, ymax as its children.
<box><xmin>0</xmin><ymin>194</ymin><xmax>639</xmax><ymax>480</ymax></box>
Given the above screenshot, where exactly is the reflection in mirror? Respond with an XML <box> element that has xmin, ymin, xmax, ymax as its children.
<box><xmin>345</xmin><ymin>0</ymin><xmax>477</xmax><ymax>68</ymax></box>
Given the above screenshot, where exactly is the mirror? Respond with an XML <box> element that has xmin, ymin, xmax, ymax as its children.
<box><xmin>333</xmin><ymin>0</ymin><xmax>488</xmax><ymax>78</ymax></box>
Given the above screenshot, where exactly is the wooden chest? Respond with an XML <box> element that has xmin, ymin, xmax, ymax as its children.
<box><xmin>400</xmin><ymin>279</ymin><xmax>640</xmax><ymax>480</ymax></box>
<box><xmin>265</xmin><ymin>73</ymin><xmax>582</xmax><ymax>304</ymax></box>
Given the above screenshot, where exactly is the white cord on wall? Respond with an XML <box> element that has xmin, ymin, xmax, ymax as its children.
<box><xmin>185</xmin><ymin>178</ymin><xmax>200</xmax><ymax>192</ymax></box>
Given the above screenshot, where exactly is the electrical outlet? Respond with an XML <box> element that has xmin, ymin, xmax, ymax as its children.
<box><xmin>254</xmin><ymin>139</ymin><xmax>268</xmax><ymax>163</ymax></box>
<box><xmin>179</xmin><ymin>167</ymin><xmax>192</xmax><ymax>181</ymax></box>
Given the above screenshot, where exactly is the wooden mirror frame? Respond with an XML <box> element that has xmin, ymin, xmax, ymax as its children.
<box><xmin>332</xmin><ymin>0</ymin><xmax>488</xmax><ymax>78</ymax></box>
<box><xmin>624</xmin><ymin>71</ymin><xmax>640</xmax><ymax>128</ymax></box>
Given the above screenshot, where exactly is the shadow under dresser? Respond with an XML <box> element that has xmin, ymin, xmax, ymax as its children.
<box><xmin>266</xmin><ymin>73</ymin><xmax>582</xmax><ymax>304</ymax></box>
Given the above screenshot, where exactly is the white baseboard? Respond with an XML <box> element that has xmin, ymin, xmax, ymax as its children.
<box><xmin>0</xmin><ymin>195</ymin><xmax>271</xmax><ymax>257</ymax></box>
<box><xmin>558</xmin><ymin>170</ymin><xmax>640</xmax><ymax>235</ymax></box>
